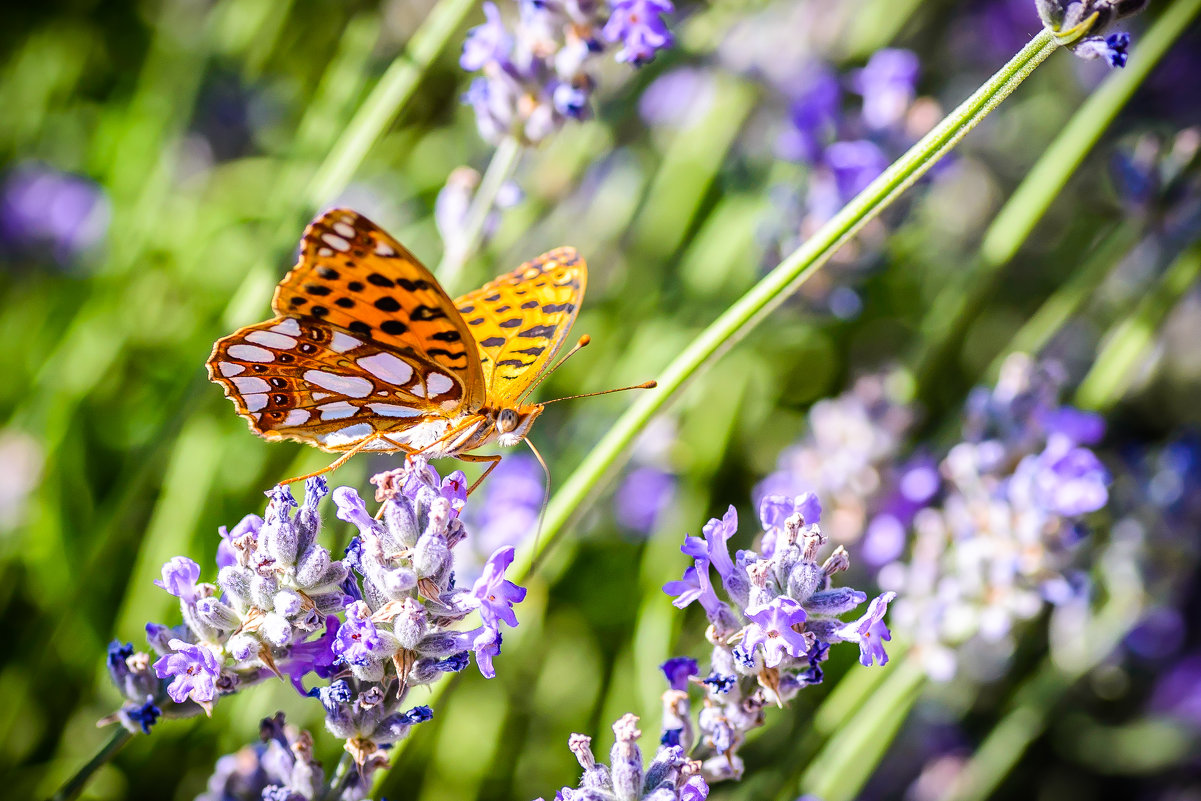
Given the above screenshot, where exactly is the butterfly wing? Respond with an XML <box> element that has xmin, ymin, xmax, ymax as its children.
<box><xmin>207</xmin><ymin>317</ymin><xmax>466</xmax><ymax>453</ymax></box>
<box><xmin>273</xmin><ymin>208</ymin><xmax>486</xmax><ymax>410</ymax></box>
<box><xmin>453</xmin><ymin>247</ymin><xmax>586</xmax><ymax>405</ymax></box>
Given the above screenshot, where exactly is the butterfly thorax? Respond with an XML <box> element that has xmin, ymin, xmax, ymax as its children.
<box><xmin>469</xmin><ymin>404</ymin><xmax>544</xmax><ymax>450</ymax></box>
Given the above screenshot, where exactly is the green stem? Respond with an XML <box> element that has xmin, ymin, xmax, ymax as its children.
<box><xmin>1075</xmin><ymin>239</ymin><xmax>1201</xmax><ymax>411</ymax></box>
<box><xmin>320</xmin><ymin>752</ymin><xmax>357</xmax><ymax>801</ymax></box>
<box><xmin>436</xmin><ymin>135</ymin><xmax>525</xmax><ymax>292</ymax></box>
<box><xmin>796</xmin><ymin>661</ymin><xmax>926</xmax><ymax>801</ymax></box>
<box><xmin>914</xmin><ymin>0</ymin><xmax>1200</xmax><ymax>383</ymax></box>
<box><xmin>49</xmin><ymin>728</ymin><xmax>132</xmax><ymax>801</ymax></box>
<box><xmin>520</xmin><ymin>29</ymin><xmax>1059</xmax><ymax>577</ymax></box>
<box><xmin>303</xmin><ymin>0</ymin><xmax>477</xmax><ymax>209</ymax></box>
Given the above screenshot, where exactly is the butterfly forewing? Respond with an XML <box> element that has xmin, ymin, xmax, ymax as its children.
<box><xmin>207</xmin><ymin>317</ymin><xmax>465</xmax><ymax>453</ymax></box>
<box><xmin>453</xmin><ymin>247</ymin><xmax>586</xmax><ymax>403</ymax></box>
<box><xmin>274</xmin><ymin>209</ymin><xmax>486</xmax><ymax>409</ymax></box>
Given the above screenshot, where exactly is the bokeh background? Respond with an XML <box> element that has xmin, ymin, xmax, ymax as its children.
<box><xmin>2</xmin><ymin>0</ymin><xmax>1200</xmax><ymax>799</ymax></box>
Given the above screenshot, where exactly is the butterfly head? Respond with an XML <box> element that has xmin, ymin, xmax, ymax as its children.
<box><xmin>493</xmin><ymin>404</ymin><xmax>543</xmax><ymax>447</ymax></box>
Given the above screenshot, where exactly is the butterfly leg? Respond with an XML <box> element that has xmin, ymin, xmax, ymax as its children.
<box><xmin>279</xmin><ymin>436</ymin><xmax>394</xmax><ymax>485</ymax></box>
<box><xmin>455</xmin><ymin>453</ymin><xmax>503</xmax><ymax>495</ymax></box>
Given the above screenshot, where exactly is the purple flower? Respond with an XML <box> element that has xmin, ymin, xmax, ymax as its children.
<box><xmin>281</xmin><ymin>618</ymin><xmax>340</xmax><ymax>695</ymax></box>
<box><xmin>0</xmin><ymin>163</ymin><xmax>110</xmax><ymax>264</ymax></box>
<box><xmin>638</xmin><ymin>68</ymin><xmax>715</xmax><ymax>129</ymax></box>
<box><xmin>470</xmin><ymin>546</ymin><xmax>528</xmax><ymax>629</ymax></box>
<box><xmin>216</xmin><ymin>514</ymin><xmax>262</xmax><ymax>569</ymax></box>
<box><xmin>121</xmin><ymin>700</ymin><xmax>161</xmax><ymax>734</ymax></box>
<box><xmin>603</xmin><ymin>0</ymin><xmax>674</xmax><ymax>65</ymax></box>
<box><xmin>743</xmin><ymin>598</ymin><xmax>810</xmax><ymax>668</ymax></box>
<box><xmin>154</xmin><ymin>639</ymin><xmax>221</xmax><ymax>705</ymax></box>
<box><xmin>462</xmin><ymin>454</ymin><xmax>543</xmax><ymax>568</ymax></box>
<box><xmin>1017</xmin><ymin>435</ymin><xmax>1110</xmax><ymax>517</ymax></box>
<box><xmin>698</xmin><ymin>506</ymin><xmax>738</xmax><ymax>583</ymax></box>
<box><xmin>333</xmin><ymin>602</ymin><xmax>388</xmax><ymax>666</ymax></box>
<box><xmin>852</xmin><ymin>49</ymin><xmax>919</xmax><ymax>130</ymax></box>
<box><xmin>824</xmin><ymin>140</ymin><xmax>888</xmax><ymax>201</ymax></box>
<box><xmin>778</xmin><ymin>69</ymin><xmax>841</xmax><ymax>164</ymax></box>
<box><xmin>834</xmin><ymin>592</ymin><xmax>895</xmax><ymax>666</ymax></box>
<box><xmin>663</xmin><ymin>564</ymin><xmax>705</xmax><ymax>608</ymax></box>
<box><xmin>473</xmin><ymin>626</ymin><xmax>502</xmax><ymax>679</ymax></box>
<box><xmin>154</xmin><ymin>557</ymin><xmax>202</xmax><ymax>605</ymax></box>
<box><xmin>615</xmin><ymin>466</ymin><xmax>676</xmax><ymax>534</ymax></box>
<box><xmin>661</xmin><ymin>656</ymin><xmax>699</xmax><ymax>690</ymax></box>
<box><xmin>1072</xmin><ymin>32</ymin><xmax>1132</xmax><ymax>68</ymax></box>
<box><xmin>462</xmin><ymin>2</ymin><xmax>513</xmax><ymax>71</ymax></box>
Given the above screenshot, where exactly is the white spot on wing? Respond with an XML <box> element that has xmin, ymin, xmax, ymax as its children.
<box><xmin>322</xmin><ymin>233</ymin><xmax>350</xmax><ymax>252</ymax></box>
<box><xmin>283</xmin><ymin>409</ymin><xmax>310</xmax><ymax>426</ymax></box>
<box><xmin>311</xmin><ymin>392</ymin><xmax>331</xmax><ymax>401</ymax></box>
<box><xmin>368</xmin><ymin>403</ymin><xmax>422</xmax><ymax>418</ymax></box>
<box><xmin>271</xmin><ymin>319</ymin><xmax>302</xmax><ymax>336</ymax></box>
<box><xmin>303</xmin><ymin>370</ymin><xmax>372</xmax><ymax>398</ymax></box>
<box><xmin>375</xmin><ymin>241</ymin><xmax>396</xmax><ymax>257</ymax></box>
<box><xmin>246</xmin><ymin>330</ymin><xmax>297</xmax><ymax>350</ymax></box>
<box><xmin>244</xmin><ymin>394</ymin><xmax>268</xmax><ymax>412</ymax></box>
<box><xmin>333</xmin><ymin>222</ymin><xmax>356</xmax><ymax>239</ymax></box>
<box><xmin>217</xmin><ymin>362</ymin><xmax>244</xmax><ymax>377</ymax></box>
<box><xmin>321</xmin><ymin>423</ymin><xmax>375</xmax><ymax>447</ymax></box>
<box><xmin>318</xmin><ymin>401</ymin><xmax>358</xmax><ymax>420</ymax></box>
<box><xmin>232</xmin><ymin>376</ymin><xmax>270</xmax><ymax>393</ymax></box>
<box><xmin>330</xmin><ymin>332</ymin><xmax>362</xmax><ymax>353</ymax></box>
<box><xmin>357</xmin><ymin>352</ymin><xmax>414</xmax><ymax>386</ymax></box>
<box><xmin>426</xmin><ymin>373</ymin><xmax>454</xmax><ymax>397</ymax></box>
<box><xmin>229</xmin><ymin>344</ymin><xmax>273</xmax><ymax>362</ymax></box>
<box><xmin>317</xmin><ymin>247</ymin><xmax>333</xmax><ymax>257</ymax></box>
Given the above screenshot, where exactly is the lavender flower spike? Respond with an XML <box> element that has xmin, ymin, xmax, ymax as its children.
<box><xmin>153</xmin><ymin>639</ymin><xmax>221</xmax><ymax>709</ymax></box>
<box><xmin>742</xmin><ymin>598</ymin><xmax>810</xmax><ymax>668</ymax></box>
<box><xmin>604</xmin><ymin>0</ymin><xmax>675</xmax><ymax>65</ymax></box>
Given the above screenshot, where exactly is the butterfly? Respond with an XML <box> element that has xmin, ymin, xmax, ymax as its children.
<box><xmin>207</xmin><ymin>208</ymin><xmax>651</xmax><ymax>488</ymax></box>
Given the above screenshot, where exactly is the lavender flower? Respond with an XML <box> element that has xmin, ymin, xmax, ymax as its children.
<box><xmin>539</xmin><ymin>714</ymin><xmax>708</xmax><ymax>801</ymax></box>
<box><xmin>197</xmin><ymin>714</ymin><xmax>346</xmax><ymax>801</ymax></box>
<box><xmin>459</xmin><ymin>0</ymin><xmax>675</xmax><ymax>145</ymax></box>
<box><xmin>0</xmin><ymin>163</ymin><xmax>110</xmax><ymax>265</ymax></box>
<box><xmin>603</xmin><ymin>0</ymin><xmax>675</xmax><ymax>65</ymax></box>
<box><xmin>616</xmin><ymin>466</ymin><xmax>677</xmax><ymax>534</ymax></box>
<box><xmin>662</xmin><ymin>495</ymin><xmax>894</xmax><ymax>782</ymax></box>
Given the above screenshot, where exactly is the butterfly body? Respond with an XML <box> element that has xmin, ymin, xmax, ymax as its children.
<box><xmin>207</xmin><ymin>209</ymin><xmax>580</xmax><ymax>477</ymax></box>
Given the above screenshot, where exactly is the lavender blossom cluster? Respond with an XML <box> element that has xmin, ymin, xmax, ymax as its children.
<box><xmin>460</xmin><ymin>0</ymin><xmax>674</xmax><ymax>145</ymax></box>
<box><xmin>656</xmin><ymin>495</ymin><xmax>895</xmax><ymax>783</ymax></box>
<box><xmin>871</xmin><ymin>355</ymin><xmax>1110</xmax><ymax>681</ymax></box>
<box><xmin>105</xmin><ymin>459</ymin><xmax>529</xmax><ymax>793</ymax></box>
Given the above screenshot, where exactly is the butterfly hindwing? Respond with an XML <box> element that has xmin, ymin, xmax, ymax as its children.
<box><xmin>453</xmin><ymin>247</ymin><xmax>586</xmax><ymax>403</ymax></box>
<box><xmin>273</xmin><ymin>208</ymin><xmax>486</xmax><ymax>410</ymax></box>
<box><xmin>206</xmin><ymin>317</ymin><xmax>465</xmax><ymax>452</ymax></box>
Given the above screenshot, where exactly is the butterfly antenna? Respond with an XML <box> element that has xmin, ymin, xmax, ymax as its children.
<box><xmin>518</xmin><ymin>335</ymin><xmax>592</xmax><ymax>403</ymax></box>
<box><xmin>540</xmin><ymin>380</ymin><xmax>658</xmax><ymax>405</ymax></box>
<box><xmin>524</xmin><ymin>437</ymin><xmax>553</xmax><ymax>571</ymax></box>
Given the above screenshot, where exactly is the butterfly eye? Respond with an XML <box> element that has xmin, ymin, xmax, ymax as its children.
<box><xmin>497</xmin><ymin>408</ymin><xmax>519</xmax><ymax>433</ymax></box>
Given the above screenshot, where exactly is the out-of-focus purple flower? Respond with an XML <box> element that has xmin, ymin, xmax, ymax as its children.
<box><xmin>639</xmin><ymin>68</ymin><xmax>716</xmax><ymax>129</ymax></box>
<box><xmin>461</xmin><ymin>454</ymin><xmax>542</xmax><ymax>573</ymax></box>
<box><xmin>461</xmin><ymin>2</ymin><xmax>512</xmax><ymax>70</ymax></box>
<box><xmin>1039</xmin><ymin>407</ymin><xmax>1106</xmax><ymax>445</ymax></box>
<box><xmin>470</xmin><ymin>546</ymin><xmax>527</xmax><ymax>629</ymax></box>
<box><xmin>615</xmin><ymin>466</ymin><xmax>677</xmax><ymax>534</ymax></box>
<box><xmin>824</xmin><ymin>140</ymin><xmax>888</xmax><ymax>201</ymax></box>
<box><xmin>0</xmin><ymin>163</ymin><xmax>110</xmax><ymax>264</ymax></box>
<box><xmin>852</xmin><ymin>49</ymin><xmax>920</xmax><ymax>130</ymax></box>
<box><xmin>603</xmin><ymin>0</ymin><xmax>675</xmax><ymax>65</ymax></box>
<box><xmin>1150</xmin><ymin>652</ymin><xmax>1201</xmax><ymax>727</ymax></box>
<box><xmin>661</xmin><ymin>656</ymin><xmax>699</xmax><ymax>691</ymax></box>
<box><xmin>778</xmin><ymin>69</ymin><xmax>841</xmax><ymax>163</ymax></box>
<box><xmin>1125</xmin><ymin>607</ymin><xmax>1186</xmax><ymax>659</ymax></box>
<box><xmin>743</xmin><ymin>598</ymin><xmax>810</xmax><ymax>668</ymax></box>
<box><xmin>154</xmin><ymin>639</ymin><xmax>221</xmax><ymax>706</ymax></box>
<box><xmin>834</xmin><ymin>592</ymin><xmax>895</xmax><ymax>666</ymax></box>
<box><xmin>1014</xmin><ymin>435</ymin><xmax>1110</xmax><ymax>517</ymax></box>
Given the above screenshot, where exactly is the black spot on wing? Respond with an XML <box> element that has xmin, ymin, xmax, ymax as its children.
<box><xmin>518</xmin><ymin>324</ymin><xmax>555</xmax><ymax>338</ymax></box>
<box><xmin>516</xmin><ymin>346</ymin><xmax>545</xmax><ymax>356</ymax></box>
<box><xmin>480</xmin><ymin>336</ymin><xmax>506</xmax><ymax>347</ymax></box>
<box><xmin>542</xmin><ymin>302</ymin><xmax>575</xmax><ymax>313</ymax></box>
<box><xmin>374</xmin><ymin>297</ymin><xmax>401</xmax><ymax>312</ymax></box>
<box><xmin>397</xmin><ymin>278</ymin><xmax>431</xmax><ymax>291</ymax></box>
<box><xmin>521</xmin><ymin>300</ymin><xmax>539</xmax><ymax>309</ymax></box>
<box><xmin>498</xmin><ymin>359</ymin><xmax>534</xmax><ymax>367</ymax></box>
<box><xmin>348</xmin><ymin>281</ymin><xmax>365</xmax><ymax>292</ymax></box>
<box><xmin>367</xmin><ymin>273</ymin><xmax>394</xmax><ymax>288</ymax></box>
<box><xmin>380</xmin><ymin>320</ymin><xmax>407</xmax><ymax>335</ymax></box>
<box><xmin>498</xmin><ymin>319</ymin><xmax>521</xmax><ymax>328</ymax></box>
<box><xmin>430</xmin><ymin>330</ymin><xmax>462</xmax><ymax>342</ymax></box>
<box><xmin>348</xmin><ymin>321</ymin><xmax>371</xmax><ymax>335</ymax></box>
<box><xmin>316</xmin><ymin>266</ymin><xmax>339</xmax><ymax>279</ymax></box>
<box><xmin>305</xmin><ymin>282</ymin><xmax>331</xmax><ymax>294</ymax></box>
<box><xmin>428</xmin><ymin>348</ymin><xmax>467</xmax><ymax>361</ymax></box>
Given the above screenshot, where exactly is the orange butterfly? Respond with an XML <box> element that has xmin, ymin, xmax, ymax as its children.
<box><xmin>207</xmin><ymin>208</ymin><xmax>652</xmax><ymax>487</ymax></box>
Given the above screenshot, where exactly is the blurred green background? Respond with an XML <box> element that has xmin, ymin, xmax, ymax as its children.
<box><xmin>2</xmin><ymin>0</ymin><xmax>1200</xmax><ymax>799</ymax></box>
